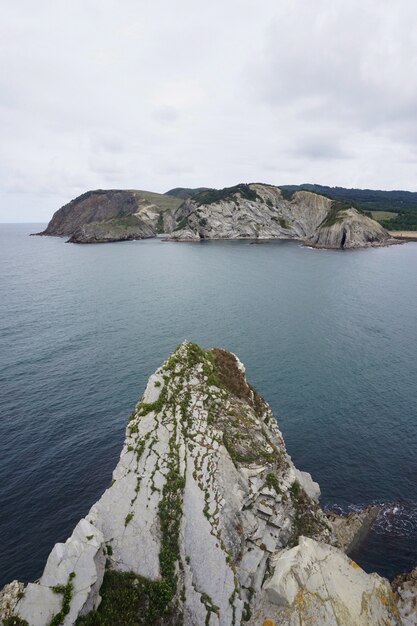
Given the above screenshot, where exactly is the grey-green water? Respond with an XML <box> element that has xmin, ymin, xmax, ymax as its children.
<box><xmin>0</xmin><ymin>224</ymin><xmax>416</xmax><ymax>586</ymax></box>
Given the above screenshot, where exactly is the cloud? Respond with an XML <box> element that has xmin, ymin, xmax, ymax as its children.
<box><xmin>1</xmin><ymin>0</ymin><xmax>417</xmax><ymax>221</ymax></box>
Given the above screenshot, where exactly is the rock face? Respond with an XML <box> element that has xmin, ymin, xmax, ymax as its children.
<box><xmin>327</xmin><ymin>505</ymin><xmax>381</xmax><ymax>553</ymax></box>
<box><xmin>310</xmin><ymin>207</ymin><xmax>392</xmax><ymax>249</ymax></box>
<box><xmin>167</xmin><ymin>184</ymin><xmax>394</xmax><ymax>249</ymax></box>
<box><xmin>2</xmin><ymin>342</ymin><xmax>403</xmax><ymax>625</ymax></box>
<box><xmin>37</xmin><ymin>189</ymin><xmax>183</xmax><ymax>242</ymax></box>
<box><xmin>38</xmin><ymin>183</ymin><xmax>394</xmax><ymax>248</ymax></box>
<box><xmin>260</xmin><ymin>536</ymin><xmax>399</xmax><ymax>625</ymax></box>
<box><xmin>392</xmin><ymin>567</ymin><xmax>417</xmax><ymax>626</ymax></box>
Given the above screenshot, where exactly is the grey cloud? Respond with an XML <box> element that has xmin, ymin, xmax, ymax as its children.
<box><xmin>1</xmin><ymin>0</ymin><xmax>417</xmax><ymax>221</ymax></box>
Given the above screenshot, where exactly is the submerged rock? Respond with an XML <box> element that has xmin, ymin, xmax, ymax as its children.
<box><xmin>2</xmin><ymin>342</ymin><xmax>404</xmax><ymax>625</ymax></box>
<box><xmin>327</xmin><ymin>505</ymin><xmax>382</xmax><ymax>553</ymax></box>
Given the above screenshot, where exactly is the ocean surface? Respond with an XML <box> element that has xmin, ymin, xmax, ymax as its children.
<box><xmin>0</xmin><ymin>223</ymin><xmax>416</xmax><ymax>587</ymax></box>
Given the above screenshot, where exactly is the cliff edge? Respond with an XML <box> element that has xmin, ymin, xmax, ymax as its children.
<box><xmin>167</xmin><ymin>184</ymin><xmax>394</xmax><ymax>249</ymax></box>
<box><xmin>1</xmin><ymin>343</ymin><xmax>404</xmax><ymax>625</ymax></box>
<box><xmin>38</xmin><ymin>184</ymin><xmax>395</xmax><ymax>249</ymax></box>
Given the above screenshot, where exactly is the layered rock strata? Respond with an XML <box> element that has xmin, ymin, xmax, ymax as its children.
<box><xmin>1</xmin><ymin>343</ymin><xmax>403</xmax><ymax>625</ymax></box>
<box><xmin>326</xmin><ymin>505</ymin><xmax>382</xmax><ymax>553</ymax></box>
<box><xmin>393</xmin><ymin>567</ymin><xmax>417</xmax><ymax>626</ymax></box>
<box><xmin>167</xmin><ymin>184</ymin><xmax>394</xmax><ymax>249</ymax></box>
<box><xmin>38</xmin><ymin>184</ymin><xmax>394</xmax><ymax>248</ymax></box>
<box><xmin>37</xmin><ymin>189</ymin><xmax>182</xmax><ymax>243</ymax></box>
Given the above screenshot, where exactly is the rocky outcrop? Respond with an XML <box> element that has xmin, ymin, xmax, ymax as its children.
<box><xmin>392</xmin><ymin>567</ymin><xmax>417</xmax><ymax>626</ymax></box>
<box><xmin>259</xmin><ymin>536</ymin><xmax>400</xmax><ymax>625</ymax></box>
<box><xmin>38</xmin><ymin>183</ymin><xmax>395</xmax><ymax>248</ymax></box>
<box><xmin>67</xmin><ymin>216</ymin><xmax>156</xmax><ymax>243</ymax></box>
<box><xmin>310</xmin><ymin>207</ymin><xmax>393</xmax><ymax>249</ymax></box>
<box><xmin>327</xmin><ymin>505</ymin><xmax>382</xmax><ymax>553</ymax></box>
<box><xmin>37</xmin><ymin>189</ymin><xmax>183</xmax><ymax>242</ymax></box>
<box><xmin>0</xmin><ymin>581</ymin><xmax>25</xmax><ymax>622</ymax></box>
<box><xmin>2</xmin><ymin>342</ymin><xmax>404</xmax><ymax>625</ymax></box>
<box><xmin>167</xmin><ymin>184</ymin><xmax>394</xmax><ymax>249</ymax></box>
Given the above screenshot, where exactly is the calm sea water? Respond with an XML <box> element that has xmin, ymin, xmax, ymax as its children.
<box><xmin>0</xmin><ymin>224</ymin><xmax>416</xmax><ymax>586</ymax></box>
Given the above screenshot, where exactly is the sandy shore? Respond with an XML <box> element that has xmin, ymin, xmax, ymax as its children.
<box><xmin>388</xmin><ymin>230</ymin><xmax>417</xmax><ymax>240</ymax></box>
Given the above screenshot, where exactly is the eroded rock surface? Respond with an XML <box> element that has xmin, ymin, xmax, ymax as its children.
<box><xmin>167</xmin><ymin>184</ymin><xmax>394</xmax><ymax>249</ymax></box>
<box><xmin>393</xmin><ymin>567</ymin><xmax>417</xmax><ymax>626</ymax></box>
<box><xmin>2</xmin><ymin>342</ymin><xmax>404</xmax><ymax>625</ymax></box>
<box><xmin>37</xmin><ymin>189</ymin><xmax>183</xmax><ymax>242</ymax></box>
<box><xmin>259</xmin><ymin>537</ymin><xmax>401</xmax><ymax>625</ymax></box>
<box><xmin>327</xmin><ymin>505</ymin><xmax>382</xmax><ymax>553</ymax></box>
<box><xmin>37</xmin><ymin>183</ymin><xmax>394</xmax><ymax>248</ymax></box>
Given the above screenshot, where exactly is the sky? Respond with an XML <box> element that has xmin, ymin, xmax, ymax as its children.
<box><xmin>1</xmin><ymin>0</ymin><xmax>417</xmax><ymax>222</ymax></box>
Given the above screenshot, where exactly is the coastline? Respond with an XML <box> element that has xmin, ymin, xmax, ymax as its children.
<box><xmin>388</xmin><ymin>230</ymin><xmax>417</xmax><ymax>241</ymax></box>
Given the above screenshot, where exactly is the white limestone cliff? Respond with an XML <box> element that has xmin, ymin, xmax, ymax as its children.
<box><xmin>167</xmin><ymin>184</ymin><xmax>394</xmax><ymax>249</ymax></box>
<box><xmin>1</xmin><ymin>342</ymin><xmax>405</xmax><ymax>625</ymax></box>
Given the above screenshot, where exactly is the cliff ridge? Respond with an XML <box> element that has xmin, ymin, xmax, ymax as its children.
<box><xmin>1</xmin><ymin>342</ymin><xmax>405</xmax><ymax>625</ymax></box>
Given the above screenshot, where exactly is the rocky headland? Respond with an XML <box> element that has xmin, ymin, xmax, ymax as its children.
<box><xmin>37</xmin><ymin>184</ymin><xmax>396</xmax><ymax>249</ymax></box>
<box><xmin>1</xmin><ymin>341</ymin><xmax>413</xmax><ymax>626</ymax></box>
<box><xmin>36</xmin><ymin>189</ymin><xmax>183</xmax><ymax>244</ymax></box>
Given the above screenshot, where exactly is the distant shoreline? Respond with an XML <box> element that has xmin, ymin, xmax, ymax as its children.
<box><xmin>389</xmin><ymin>230</ymin><xmax>417</xmax><ymax>240</ymax></box>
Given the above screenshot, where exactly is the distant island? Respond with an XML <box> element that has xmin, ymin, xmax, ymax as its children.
<box><xmin>36</xmin><ymin>183</ymin><xmax>417</xmax><ymax>249</ymax></box>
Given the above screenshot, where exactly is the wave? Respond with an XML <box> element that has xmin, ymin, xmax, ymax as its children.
<box><xmin>325</xmin><ymin>501</ymin><xmax>417</xmax><ymax>538</ymax></box>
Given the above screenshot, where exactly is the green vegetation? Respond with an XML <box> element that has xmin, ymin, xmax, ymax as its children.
<box><xmin>156</xmin><ymin>212</ymin><xmax>164</xmax><ymax>233</ymax></box>
<box><xmin>265</xmin><ymin>473</ymin><xmax>281</xmax><ymax>494</ymax></box>
<box><xmin>75</xmin><ymin>571</ymin><xmax>175</xmax><ymax>626</ymax></box>
<box><xmin>290</xmin><ymin>480</ymin><xmax>301</xmax><ymax>499</ymax></box>
<box><xmin>132</xmin><ymin>190</ymin><xmax>183</xmax><ymax>212</ymax></box>
<box><xmin>280</xmin><ymin>183</ymin><xmax>417</xmax><ymax>231</ymax></box>
<box><xmin>165</xmin><ymin>187</ymin><xmax>211</xmax><ymax>200</ymax></box>
<box><xmin>370</xmin><ymin>210</ymin><xmax>398</xmax><ymax>220</ymax></box>
<box><xmin>288</xmin><ymin>481</ymin><xmax>330</xmax><ymax>547</ymax></box>
<box><xmin>193</xmin><ymin>184</ymin><xmax>260</xmax><ymax>206</ymax></box>
<box><xmin>173</xmin><ymin>215</ymin><xmax>191</xmax><ymax>232</ymax></box>
<box><xmin>320</xmin><ymin>200</ymin><xmax>358</xmax><ymax>228</ymax></box>
<box><xmin>2</xmin><ymin>618</ymin><xmax>29</xmax><ymax>626</ymax></box>
<box><xmin>380</xmin><ymin>213</ymin><xmax>417</xmax><ymax>231</ymax></box>
<box><xmin>200</xmin><ymin>592</ymin><xmax>219</xmax><ymax>626</ymax></box>
<box><xmin>124</xmin><ymin>512</ymin><xmax>134</xmax><ymax>526</ymax></box>
<box><xmin>278</xmin><ymin>217</ymin><xmax>289</xmax><ymax>228</ymax></box>
<box><xmin>278</xmin><ymin>187</ymin><xmax>296</xmax><ymax>201</ymax></box>
<box><xmin>137</xmin><ymin>385</ymin><xmax>167</xmax><ymax>416</ymax></box>
<box><xmin>49</xmin><ymin>572</ymin><xmax>76</xmax><ymax>626</ymax></box>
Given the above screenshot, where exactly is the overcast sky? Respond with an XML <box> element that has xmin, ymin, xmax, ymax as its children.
<box><xmin>2</xmin><ymin>0</ymin><xmax>417</xmax><ymax>222</ymax></box>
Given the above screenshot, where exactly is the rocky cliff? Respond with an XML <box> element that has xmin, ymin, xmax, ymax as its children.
<box><xmin>1</xmin><ymin>342</ymin><xmax>405</xmax><ymax>626</ymax></box>
<box><xmin>37</xmin><ymin>190</ymin><xmax>183</xmax><ymax>243</ymax></box>
<box><xmin>167</xmin><ymin>184</ymin><xmax>394</xmax><ymax>249</ymax></box>
<box><xmin>38</xmin><ymin>183</ymin><xmax>395</xmax><ymax>249</ymax></box>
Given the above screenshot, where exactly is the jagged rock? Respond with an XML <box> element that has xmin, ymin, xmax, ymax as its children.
<box><xmin>167</xmin><ymin>184</ymin><xmax>394</xmax><ymax>249</ymax></box>
<box><xmin>36</xmin><ymin>189</ymin><xmax>183</xmax><ymax>241</ymax></box>
<box><xmin>392</xmin><ymin>567</ymin><xmax>417</xmax><ymax>625</ymax></box>
<box><xmin>67</xmin><ymin>216</ymin><xmax>156</xmax><ymax>243</ymax></box>
<box><xmin>0</xmin><ymin>580</ymin><xmax>25</xmax><ymax>621</ymax></box>
<box><xmin>15</xmin><ymin>519</ymin><xmax>105</xmax><ymax>626</ymax></box>
<box><xmin>258</xmin><ymin>536</ymin><xmax>401</xmax><ymax>625</ymax></box>
<box><xmin>2</xmin><ymin>342</ymin><xmax>405</xmax><ymax>625</ymax></box>
<box><xmin>327</xmin><ymin>505</ymin><xmax>381</xmax><ymax>553</ymax></box>
<box><xmin>37</xmin><ymin>183</ymin><xmax>395</xmax><ymax>248</ymax></box>
<box><xmin>309</xmin><ymin>207</ymin><xmax>392</xmax><ymax>249</ymax></box>
<box><xmin>294</xmin><ymin>468</ymin><xmax>320</xmax><ymax>502</ymax></box>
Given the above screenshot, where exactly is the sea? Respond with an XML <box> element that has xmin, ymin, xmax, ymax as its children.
<box><xmin>0</xmin><ymin>223</ymin><xmax>416</xmax><ymax>587</ymax></box>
